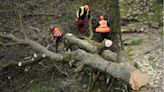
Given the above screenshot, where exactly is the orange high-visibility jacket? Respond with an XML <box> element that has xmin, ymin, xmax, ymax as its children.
<box><xmin>51</xmin><ymin>28</ymin><xmax>62</xmax><ymax>37</ymax></box>
<box><xmin>96</xmin><ymin>20</ymin><xmax>110</xmax><ymax>33</ymax></box>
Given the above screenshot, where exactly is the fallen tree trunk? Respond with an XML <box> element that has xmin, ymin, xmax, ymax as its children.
<box><xmin>0</xmin><ymin>32</ymin><xmax>149</xmax><ymax>90</ymax></box>
<box><xmin>73</xmin><ymin>49</ymin><xmax>149</xmax><ymax>90</ymax></box>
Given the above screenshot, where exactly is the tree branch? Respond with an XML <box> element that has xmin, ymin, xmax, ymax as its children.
<box><xmin>88</xmin><ymin>20</ymin><xmax>93</xmax><ymax>40</ymax></box>
<box><xmin>64</xmin><ymin>33</ymin><xmax>112</xmax><ymax>54</ymax></box>
<box><xmin>0</xmin><ymin>42</ymin><xmax>26</xmax><ymax>46</ymax></box>
<box><xmin>17</xmin><ymin>10</ymin><xmax>27</xmax><ymax>39</ymax></box>
<box><xmin>74</xmin><ymin>49</ymin><xmax>149</xmax><ymax>90</ymax></box>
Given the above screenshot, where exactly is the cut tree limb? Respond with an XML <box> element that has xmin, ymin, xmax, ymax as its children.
<box><xmin>88</xmin><ymin>20</ymin><xmax>93</xmax><ymax>40</ymax></box>
<box><xmin>64</xmin><ymin>33</ymin><xmax>112</xmax><ymax>54</ymax></box>
<box><xmin>64</xmin><ymin>33</ymin><xmax>97</xmax><ymax>53</ymax></box>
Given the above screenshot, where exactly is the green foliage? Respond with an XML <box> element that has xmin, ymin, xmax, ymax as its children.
<box><xmin>129</xmin><ymin>39</ymin><xmax>144</xmax><ymax>45</ymax></box>
<box><xmin>30</xmin><ymin>73</ymin><xmax>55</xmax><ymax>92</ymax></box>
<box><xmin>120</xmin><ymin>1</ymin><xmax>163</xmax><ymax>27</ymax></box>
<box><xmin>120</xmin><ymin>1</ymin><xmax>128</xmax><ymax>17</ymax></box>
<box><xmin>157</xmin><ymin>0</ymin><xmax>163</xmax><ymax>4</ymax></box>
<box><xmin>159</xmin><ymin>31</ymin><xmax>163</xmax><ymax>36</ymax></box>
<box><xmin>137</xmin><ymin>3</ymin><xmax>163</xmax><ymax>26</ymax></box>
<box><xmin>92</xmin><ymin>82</ymin><xmax>102</xmax><ymax>92</ymax></box>
<box><xmin>138</xmin><ymin>13</ymin><xmax>148</xmax><ymax>21</ymax></box>
<box><xmin>148</xmin><ymin>56</ymin><xmax>156</xmax><ymax>62</ymax></box>
<box><xmin>125</xmin><ymin>48</ymin><xmax>134</xmax><ymax>58</ymax></box>
<box><xmin>31</xmin><ymin>84</ymin><xmax>53</xmax><ymax>92</ymax></box>
<box><xmin>146</xmin><ymin>3</ymin><xmax>163</xmax><ymax>27</ymax></box>
<box><xmin>148</xmin><ymin>56</ymin><xmax>157</xmax><ymax>68</ymax></box>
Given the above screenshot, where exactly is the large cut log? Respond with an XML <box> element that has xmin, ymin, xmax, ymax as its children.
<box><xmin>74</xmin><ymin>49</ymin><xmax>149</xmax><ymax>90</ymax></box>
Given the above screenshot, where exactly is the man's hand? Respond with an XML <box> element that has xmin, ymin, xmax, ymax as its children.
<box><xmin>75</xmin><ymin>18</ymin><xmax>79</xmax><ymax>22</ymax></box>
<box><xmin>53</xmin><ymin>34</ymin><xmax>58</xmax><ymax>36</ymax></box>
<box><xmin>84</xmin><ymin>18</ymin><xmax>92</xmax><ymax>22</ymax></box>
<box><xmin>87</xmin><ymin>18</ymin><xmax>92</xmax><ymax>21</ymax></box>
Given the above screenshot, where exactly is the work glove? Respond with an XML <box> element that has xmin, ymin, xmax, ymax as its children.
<box><xmin>88</xmin><ymin>18</ymin><xmax>92</xmax><ymax>21</ymax></box>
<box><xmin>75</xmin><ymin>18</ymin><xmax>78</xmax><ymax>22</ymax></box>
<box><xmin>84</xmin><ymin>18</ymin><xmax>92</xmax><ymax>22</ymax></box>
<box><xmin>75</xmin><ymin>18</ymin><xmax>79</xmax><ymax>24</ymax></box>
<box><xmin>49</xmin><ymin>37</ymin><xmax>54</xmax><ymax>43</ymax></box>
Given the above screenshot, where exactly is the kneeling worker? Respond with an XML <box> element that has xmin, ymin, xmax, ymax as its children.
<box><xmin>49</xmin><ymin>25</ymin><xmax>63</xmax><ymax>52</ymax></box>
<box><xmin>95</xmin><ymin>15</ymin><xmax>111</xmax><ymax>42</ymax></box>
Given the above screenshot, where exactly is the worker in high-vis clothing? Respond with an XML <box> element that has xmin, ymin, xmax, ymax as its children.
<box><xmin>95</xmin><ymin>15</ymin><xmax>111</xmax><ymax>42</ymax></box>
<box><xmin>76</xmin><ymin>5</ymin><xmax>91</xmax><ymax>33</ymax></box>
<box><xmin>48</xmin><ymin>25</ymin><xmax>63</xmax><ymax>52</ymax></box>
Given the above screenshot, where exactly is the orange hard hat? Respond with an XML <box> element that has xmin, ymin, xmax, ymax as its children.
<box><xmin>84</xmin><ymin>5</ymin><xmax>89</xmax><ymax>11</ymax></box>
<box><xmin>100</xmin><ymin>16</ymin><xmax>104</xmax><ymax>20</ymax></box>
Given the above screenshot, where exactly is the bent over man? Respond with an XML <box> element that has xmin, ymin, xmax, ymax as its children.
<box><xmin>48</xmin><ymin>25</ymin><xmax>63</xmax><ymax>52</ymax></box>
<box><xmin>76</xmin><ymin>5</ymin><xmax>91</xmax><ymax>33</ymax></box>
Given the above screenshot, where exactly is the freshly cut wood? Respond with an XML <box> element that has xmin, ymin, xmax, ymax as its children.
<box><xmin>104</xmin><ymin>39</ymin><xmax>113</xmax><ymax>47</ymax></box>
<box><xmin>130</xmin><ymin>70</ymin><xmax>150</xmax><ymax>90</ymax></box>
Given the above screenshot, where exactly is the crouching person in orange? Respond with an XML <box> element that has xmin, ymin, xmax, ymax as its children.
<box><xmin>94</xmin><ymin>15</ymin><xmax>111</xmax><ymax>42</ymax></box>
<box><xmin>49</xmin><ymin>25</ymin><xmax>63</xmax><ymax>52</ymax></box>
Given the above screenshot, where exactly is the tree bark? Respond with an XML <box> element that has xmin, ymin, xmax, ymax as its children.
<box><xmin>73</xmin><ymin>49</ymin><xmax>149</xmax><ymax>90</ymax></box>
<box><xmin>107</xmin><ymin>0</ymin><xmax>123</xmax><ymax>51</ymax></box>
<box><xmin>64</xmin><ymin>33</ymin><xmax>112</xmax><ymax>54</ymax></box>
<box><xmin>101</xmin><ymin>50</ymin><xmax>117</xmax><ymax>62</ymax></box>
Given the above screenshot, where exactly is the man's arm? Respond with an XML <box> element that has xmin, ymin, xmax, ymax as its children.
<box><xmin>87</xmin><ymin>10</ymin><xmax>91</xmax><ymax>19</ymax></box>
<box><xmin>77</xmin><ymin>8</ymin><xmax>82</xmax><ymax>18</ymax></box>
<box><xmin>107</xmin><ymin>19</ymin><xmax>110</xmax><ymax>27</ymax></box>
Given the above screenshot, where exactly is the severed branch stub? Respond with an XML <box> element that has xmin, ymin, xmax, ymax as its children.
<box><xmin>104</xmin><ymin>39</ymin><xmax>113</xmax><ymax>47</ymax></box>
<box><xmin>0</xmin><ymin>32</ymin><xmax>149</xmax><ymax>90</ymax></box>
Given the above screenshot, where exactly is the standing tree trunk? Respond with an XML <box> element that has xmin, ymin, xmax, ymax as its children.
<box><xmin>108</xmin><ymin>0</ymin><xmax>123</xmax><ymax>51</ymax></box>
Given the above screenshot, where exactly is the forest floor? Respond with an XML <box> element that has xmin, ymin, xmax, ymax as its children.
<box><xmin>122</xmin><ymin>26</ymin><xmax>163</xmax><ymax>92</ymax></box>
